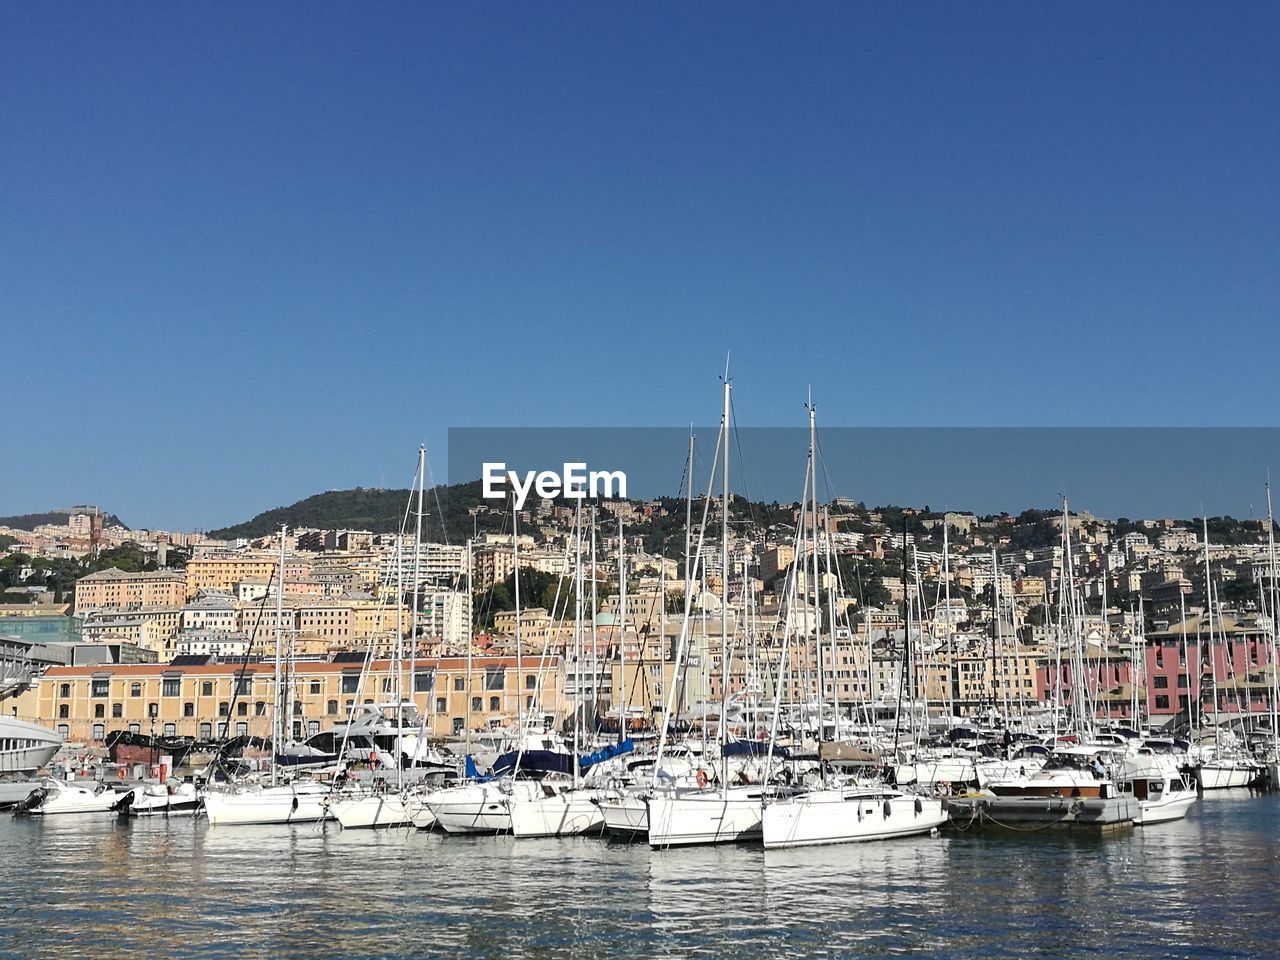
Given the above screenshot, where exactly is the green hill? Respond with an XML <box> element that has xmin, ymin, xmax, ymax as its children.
<box><xmin>208</xmin><ymin>482</ymin><xmax>504</xmax><ymax>542</ymax></box>
<box><xmin>0</xmin><ymin>510</ymin><xmax>127</xmax><ymax>530</ymax></box>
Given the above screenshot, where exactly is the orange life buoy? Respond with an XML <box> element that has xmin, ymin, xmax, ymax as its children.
<box><xmin>117</xmin><ymin>767</ymin><xmax>126</xmax><ymax>780</ymax></box>
<box><xmin>695</xmin><ymin>768</ymin><xmax>708</xmax><ymax>788</ymax></box>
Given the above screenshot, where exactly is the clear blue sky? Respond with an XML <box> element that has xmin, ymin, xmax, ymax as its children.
<box><xmin>3</xmin><ymin>4</ymin><xmax>1278</xmax><ymax>530</ymax></box>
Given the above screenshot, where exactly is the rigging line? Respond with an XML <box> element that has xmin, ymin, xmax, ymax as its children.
<box><xmin>423</xmin><ymin>449</ymin><xmax>451</xmax><ymax>547</ymax></box>
<box><xmin>215</xmin><ymin>563</ymin><xmax>278</xmax><ymax>759</ymax></box>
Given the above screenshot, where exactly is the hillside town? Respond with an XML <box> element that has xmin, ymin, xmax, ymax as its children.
<box><xmin>2</xmin><ymin>495</ymin><xmax>1277</xmax><ymax>750</ymax></box>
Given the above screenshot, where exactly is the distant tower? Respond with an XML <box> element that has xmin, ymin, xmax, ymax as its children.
<box><xmin>89</xmin><ymin>508</ymin><xmax>103</xmax><ymax>558</ymax></box>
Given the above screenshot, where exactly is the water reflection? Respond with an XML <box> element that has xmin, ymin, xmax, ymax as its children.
<box><xmin>1</xmin><ymin>793</ymin><xmax>1278</xmax><ymax>959</ymax></box>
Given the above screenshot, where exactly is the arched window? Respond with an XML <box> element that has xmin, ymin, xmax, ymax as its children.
<box><xmin>93</xmin><ymin>704</ymin><xmax>105</xmax><ymax>719</ymax></box>
<box><xmin>489</xmin><ymin>696</ymin><xmax>500</xmax><ymax>711</ymax></box>
<box><xmin>218</xmin><ymin>702</ymin><xmax>229</xmax><ymax>717</ymax></box>
<box><xmin>183</xmin><ymin>702</ymin><xmax>195</xmax><ymax>718</ymax></box>
<box><xmin>58</xmin><ymin>704</ymin><xmax>69</xmax><ymax>719</ymax></box>
<box><xmin>59</xmin><ymin>683</ymin><xmax>70</xmax><ymax>698</ymax></box>
<box><xmin>130</xmin><ymin>682</ymin><xmax>142</xmax><ymax>697</ymax></box>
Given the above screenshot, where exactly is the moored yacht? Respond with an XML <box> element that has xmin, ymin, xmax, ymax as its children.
<box><xmin>762</xmin><ymin>785</ymin><xmax>947</xmax><ymax>849</ymax></box>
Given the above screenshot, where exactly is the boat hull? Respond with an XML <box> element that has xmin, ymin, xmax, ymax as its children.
<box><xmin>762</xmin><ymin>790</ymin><xmax>947</xmax><ymax>849</ymax></box>
<box><xmin>203</xmin><ymin>785</ymin><xmax>331</xmax><ymax>826</ymax></box>
<box><xmin>329</xmin><ymin>794</ymin><xmax>413</xmax><ymax>829</ymax></box>
<box><xmin>598</xmin><ymin>794</ymin><xmax>649</xmax><ymax>839</ymax></box>
<box><xmin>508</xmin><ymin>790</ymin><xmax>605</xmax><ymax>837</ymax></box>
<box><xmin>1195</xmin><ymin>763</ymin><xmax>1255</xmax><ymax>790</ymax></box>
<box><xmin>647</xmin><ymin>789</ymin><xmax>764</xmax><ymax>848</ymax></box>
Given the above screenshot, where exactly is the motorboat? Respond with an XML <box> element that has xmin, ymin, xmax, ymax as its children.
<box><xmin>127</xmin><ymin>781</ymin><xmax>202</xmax><ymax>816</ymax></box>
<box><xmin>18</xmin><ymin>777</ymin><xmax>127</xmax><ymax>815</ymax></box>
<box><xmin>1116</xmin><ymin>759</ymin><xmax>1197</xmax><ymax>825</ymax></box>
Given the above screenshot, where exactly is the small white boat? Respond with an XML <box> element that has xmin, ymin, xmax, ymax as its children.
<box><xmin>22</xmin><ymin>778</ymin><xmax>124</xmax><ymax>815</ymax></box>
<box><xmin>128</xmin><ymin>781</ymin><xmax>202</xmax><ymax>816</ymax></box>
<box><xmin>203</xmin><ymin>781</ymin><xmax>331</xmax><ymax>826</ymax></box>
<box><xmin>425</xmin><ymin>779</ymin><xmax>545</xmax><ymax>833</ymax></box>
<box><xmin>1117</xmin><ymin>761</ymin><xmax>1197</xmax><ymax>825</ymax></box>
<box><xmin>762</xmin><ymin>787</ymin><xmax>947</xmax><ymax>849</ymax></box>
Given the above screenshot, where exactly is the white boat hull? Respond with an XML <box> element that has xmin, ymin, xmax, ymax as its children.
<box><xmin>647</xmin><ymin>788</ymin><xmax>764</xmax><ymax>848</ymax></box>
<box><xmin>1135</xmin><ymin>792</ymin><xmax>1197</xmax><ymax>825</ymax></box>
<box><xmin>29</xmin><ymin>782</ymin><xmax>122</xmax><ymax>815</ymax></box>
<box><xmin>895</xmin><ymin>757</ymin><xmax>976</xmax><ymax>787</ymax></box>
<box><xmin>129</xmin><ymin>784</ymin><xmax>202</xmax><ymax>817</ymax></box>
<box><xmin>762</xmin><ymin>789</ymin><xmax>948</xmax><ymax>849</ymax></box>
<box><xmin>329</xmin><ymin>793</ymin><xmax>413</xmax><ymax>829</ymax></box>
<box><xmin>598</xmin><ymin>793</ymin><xmax>649</xmax><ymax>838</ymax></box>
<box><xmin>1196</xmin><ymin>763</ymin><xmax>1255</xmax><ymax>790</ymax></box>
<box><xmin>508</xmin><ymin>789</ymin><xmax>606</xmax><ymax>837</ymax></box>
<box><xmin>203</xmin><ymin>784</ymin><xmax>331</xmax><ymax>826</ymax></box>
<box><xmin>425</xmin><ymin>781</ymin><xmax>544</xmax><ymax>833</ymax></box>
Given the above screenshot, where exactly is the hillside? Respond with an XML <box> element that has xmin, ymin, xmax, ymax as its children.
<box><xmin>0</xmin><ymin>509</ymin><xmax>127</xmax><ymax>530</ymax></box>
<box><xmin>208</xmin><ymin>482</ymin><xmax>506</xmax><ymax>542</ymax></box>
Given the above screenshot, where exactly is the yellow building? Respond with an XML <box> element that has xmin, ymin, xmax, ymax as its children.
<box><xmin>16</xmin><ymin>654</ymin><xmax>565</xmax><ymax>743</ymax></box>
<box><xmin>185</xmin><ymin>555</ymin><xmax>280</xmax><ymax>599</ymax></box>
<box><xmin>74</xmin><ymin>568</ymin><xmax>186</xmax><ymax>612</ymax></box>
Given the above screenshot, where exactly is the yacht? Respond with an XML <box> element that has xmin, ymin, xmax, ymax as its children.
<box><xmin>0</xmin><ymin>716</ymin><xmax>62</xmax><ymax>777</ymax></box>
<box><xmin>1115</xmin><ymin>759</ymin><xmax>1197</xmax><ymax>825</ymax></box>
<box><xmin>762</xmin><ymin>785</ymin><xmax>947</xmax><ymax>849</ymax></box>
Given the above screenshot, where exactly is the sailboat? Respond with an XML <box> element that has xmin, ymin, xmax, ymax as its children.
<box><xmin>762</xmin><ymin>397</ymin><xmax>946</xmax><ymax>849</ymax></box>
<box><xmin>648</xmin><ymin>376</ymin><xmax>772</xmax><ymax>848</ymax></box>
<box><xmin>203</xmin><ymin>526</ymin><xmax>333</xmax><ymax>827</ymax></box>
<box><xmin>506</xmin><ymin>504</ymin><xmax>612</xmax><ymax>838</ymax></box>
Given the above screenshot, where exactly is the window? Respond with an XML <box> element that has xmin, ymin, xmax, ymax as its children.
<box><xmin>1155</xmin><ymin>648</ymin><xmax>1163</xmax><ymax>667</ymax></box>
<box><xmin>162</xmin><ymin>678</ymin><xmax>181</xmax><ymax>697</ymax></box>
<box><xmin>485</xmin><ymin>669</ymin><xmax>505</xmax><ymax>691</ymax></box>
<box><xmin>93</xmin><ymin>704</ymin><xmax>105</xmax><ymax>719</ymax></box>
<box><xmin>453</xmin><ymin>677</ymin><xmax>464</xmax><ymax>691</ymax></box>
<box><xmin>130</xmin><ymin>682</ymin><xmax>142</xmax><ymax>697</ymax></box>
<box><xmin>452</xmin><ymin>717</ymin><xmax>464</xmax><ymax>736</ymax></box>
<box><xmin>1155</xmin><ymin>695</ymin><xmax>1170</xmax><ymax>710</ymax></box>
<box><xmin>471</xmin><ymin>697</ymin><xmax>482</xmax><ymax>712</ymax></box>
<box><xmin>435</xmin><ymin>697</ymin><xmax>446</xmax><ymax>713</ymax></box>
<box><xmin>489</xmin><ymin>696</ymin><xmax>500</xmax><ymax>711</ymax></box>
<box><xmin>111</xmin><ymin>704</ymin><xmax>122</xmax><ymax>719</ymax></box>
<box><xmin>255</xmin><ymin>701</ymin><xmax>267</xmax><ymax>716</ymax></box>
<box><xmin>129</xmin><ymin>723</ymin><xmax>141</xmax><ymax>735</ymax></box>
<box><xmin>237</xmin><ymin>702</ymin><xmax>247</xmax><ymax>717</ymax></box>
<box><xmin>57</xmin><ymin>724</ymin><xmax>69</xmax><ymax>738</ymax></box>
<box><xmin>163</xmin><ymin>723</ymin><xmax>176</xmax><ymax>736</ymax></box>
<box><xmin>525</xmin><ymin>674</ymin><xmax>537</xmax><ymax>690</ymax></box>
<box><xmin>91</xmin><ymin>679</ymin><xmax>109</xmax><ymax>697</ymax></box>
<box><xmin>382</xmin><ymin>677</ymin><xmax>394</xmax><ymax>693</ymax></box>
<box><xmin>183</xmin><ymin>702</ymin><xmax>195</xmax><ymax>717</ymax></box>
<box><xmin>310</xmin><ymin>681</ymin><xmax>321</xmax><ymax>695</ymax></box>
<box><xmin>58</xmin><ymin>704</ymin><xmax>69</xmax><ymax>719</ymax></box>
<box><xmin>414</xmin><ymin>671</ymin><xmax>434</xmax><ymax>693</ymax></box>
<box><xmin>1178</xmin><ymin>674</ymin><xmax>1188</xmax><ymax>688</ymax></box>
<box><xmin>218</xmin><ymin>702</ymin><xmax>229</xmax><ymax>717</ymax></box>
<box><xmin>327</xmin><ymin>699</ymin><xmax>338</xmax><ymax>715</ymax></box>
<box><xmin>235</xmin><ymin>676</ymin><xmax>252</xmax><ymax>696</ymax></box>
<box><xmin>293</xmin><ymin>702</ymin><xmax>302</xmax><ymax>716</ymax></box>
<box><xmin>235</xmin><ymin>722</ymin><xmax>248</xmax><ymax>737</ymax></box>
<box><xmin>307</xmin><ymin>720</ymin><xmax>320</xmax><ymax>736</ymax></box>
<box><xmin>341</xmin><ymin>674</ymin><xmax>360</xmax><ymax>694</ymax></box>
<box><xmin>201</xmin><ymin>681</ymin><xmax>213</xmax><ymax>696</ymax></box>
<box><xmin>198</xmin><ymin>722</ymin><xmax>212</xmax><ymax>739</ymax></box>
<box><xmin>91</xmin><ymin>724</ymin><xmax>105</xmax><ymax>740</ymax></box>
<box><xmin>1153</xmin><ymin>676</ymin><xmax>1169</xmax><ymax>689</ymax></box>
<box><xmin>59</xmin><ymin>683</ymin><xmax>70</xmax><ymax>698</ymax></box>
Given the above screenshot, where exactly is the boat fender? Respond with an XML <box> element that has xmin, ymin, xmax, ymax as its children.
<box><xmin>695</xmin><ymin>769</ymin><xmax>708</xmax><ymax>789</ymax></box>
<box><xmin>883</xmin><ymin>799</ymin><xmax>892</xmax><ymax>819</ymax></box>
<box><xmin>291</xmin><ymin>797</ymin><xmax>299</xmax><ymax>813</ymax></box>
<box><xmin>117</xmin><ymin>767</ymin><xmax>127</xmax><ymax>781</ymax></box>
<box><xmin>940</xmin><ymin>797</ymin><xmax>949</xmax><ymax>812</ymax></box>
<box><xmin>914</xmin><ymin>797</ymin><xmax>923</xmax><ymax>815</ymax></box>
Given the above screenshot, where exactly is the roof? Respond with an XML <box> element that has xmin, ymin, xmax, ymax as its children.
<box><xmin>36</xmin><ymin>653</ymin><xmax>561</xmax><ymax>679</ymax></box>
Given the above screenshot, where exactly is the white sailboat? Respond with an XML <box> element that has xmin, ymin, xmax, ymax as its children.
<box><xmin>204</xmin><ymin>526</ymin><xmax>332</xmax><ymax>827</ymax></box>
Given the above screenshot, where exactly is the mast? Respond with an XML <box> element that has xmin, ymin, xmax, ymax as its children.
<box><xmin>271</xmin><ymin>524</ymin><xmax>286</xmax><ymax>788</ymax></box>
<box><xmin>408</xmin><ymin>446</ymin><xmax>425</xmax><ymax>718</ymax></box>
<box><xmin>617</xmin><ymin>514</ymin><xmax>627</xmax><ymax>745</ymax></box>
<box><xmin>465</xmin><ymin>535</ymin><xmax>474</xmax><ymax>763</ymax></box>
<box><xmin>513</xmin><ymin>495</ymin><xmax>523</xmax><ymax>729</ymax></box>
<box><xmin>1267</xmin><ymin>482</ymin><xmax>1280</xmax><ymax>760</ymax></box>
<box><xmin>1202</xmin><ymin>514</ymin><xmax>1216</xmax><ymax>730</ymax></box>
<box><xmin>573</xmin><ymin>503</ymin><xmax>584</xmax><ymax>789</ymax></box>
<box><xmin>718</xmin><ymin>375</ymin><xmax>731</xmax><ymax>790</ymax></box>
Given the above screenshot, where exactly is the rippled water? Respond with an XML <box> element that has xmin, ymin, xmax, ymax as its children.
<box><xmin>2</xmin><ymin>790</ymin><xmax>1278</xmax><ymax>959</ymax></box>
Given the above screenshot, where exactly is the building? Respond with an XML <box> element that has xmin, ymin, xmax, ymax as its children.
<box><xmin>74</xmin><ymin>568</ymin><xmax>186</xmax><ymax>613</ymax></box>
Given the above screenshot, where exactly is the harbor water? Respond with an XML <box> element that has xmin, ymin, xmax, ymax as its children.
<box><xmin>2</xmin><ymin>789</ymin><xmax>1278</xmax><ymax>959</ymax></box>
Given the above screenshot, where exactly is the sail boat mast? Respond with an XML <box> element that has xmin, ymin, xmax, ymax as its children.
<box><xmin>271</xmin><ymin>524</ymin><xmax>286</xmax><ymax>788</ymax></box>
